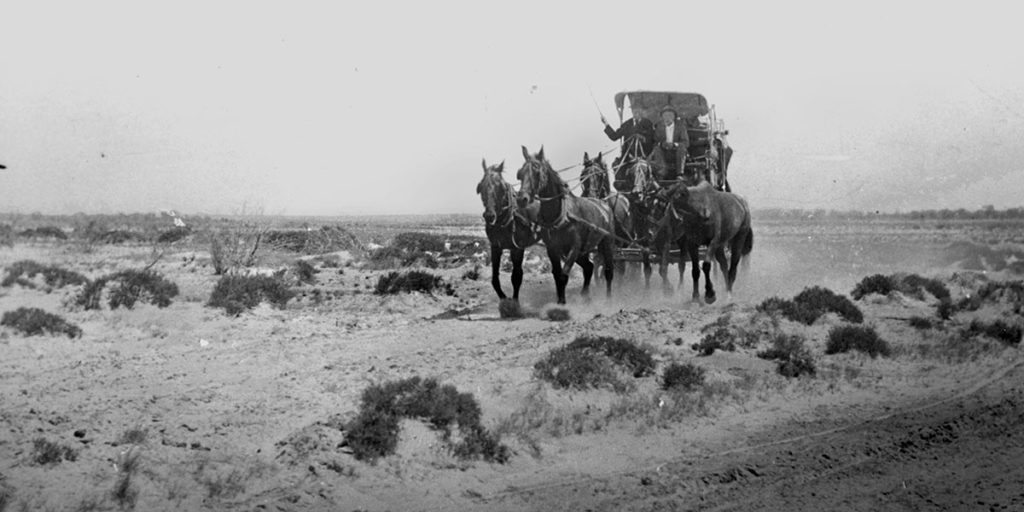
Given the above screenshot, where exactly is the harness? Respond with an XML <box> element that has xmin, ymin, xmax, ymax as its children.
<box><xmin>482</xmin><ymin>176</ymin><xmax>535</xmax><ymax>249</ymax></box>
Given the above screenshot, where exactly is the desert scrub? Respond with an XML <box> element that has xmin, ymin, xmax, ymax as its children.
<box><xmin>693</xmin><ymin>315</ymin><xmax>745</xmax><ymax>355</ymax></box>
<box><xmin>31</xmin><ymin>438</ymin><xmax>78</xmax><ymax>465</ymax></box>
<box><xmin>758</xmin><ymin>286</ymin><xmax>862</xmax><ymax>325</ymax></box>
<box><xmin>543</xmin><ymin>306</ymin><xmax>571</xmax><ymax>322</ymax></box>
<box><xmin>344</xmin><ymin>376</ymin><xmax>508</xmax><ymax>463</ymax></box>
<box><xmin>1</xmin><ymin>307</ymin><xmax>82</xmax><ymax>338</ymax></box>
<box><xmin>757</xmin><ymin>333</ymin><xmax>816</xmax><ymax>378</ymax></box>
<box><xmin>391</xmin><ymin>232</ymin><xmax>446</xmax><ymax>253</ymax></box>
<box><xmin>264</xmin><ymin>226</ymin><xmax>360</xmax><ymax>254</ymax></box>
<box><xmin>533</xmin><ymin>336</ymin><xmax>655</xmax><ymax>391</ymax></box>
<box><xmin>963</xmin><ymin>318</ymin><xmax>1022</xmax><ymax>346</ymax></box>
<box><xmin>18</xmin><ymin>226</ymin><xmax>67</xmax><ymax>240</ymax></box>
<box><xmin>825</xmin><ymin>325</ymin><xmax>891</xmax><ymax>358</ymax></box>
<box><xmin>374</xmin><ymin>270</ymin><xmax>452</xmax><ymax>295</ymax></box>
<box><xmin>498</xmin><ymin>298</ymin><xmax>524</xmax><ymax>319</ymax></box>
<box><xmin>207</xmin><ymin>275</ymin><xmax>295</xmax><ymax>315</ymax></box>
<box><xmin>293</xmin><ymin>259</ymin><xmax>318</xmax><ymax>285</ymax></box>
<box><xmin>851</xmin><ymin>273</ymin><xmax>950</xmax><ymax>301</ymax></box>
<box><xmin>76</xmin><ymin>269</ymin><xmax>179</xmax><ymax>310</ymax></box>
<box><xmin>661</xmin><ymin>362</ymin><xmax>706</xmax><ymax>390</ymax></box>
<box><xmin>908</xmin><ymin>316</ymin><xmax>934</xmax><ymax>330</ymax></box>
<box><xmin>1</xmin><ymin>260</ymin><xmax>88</xmax><ymax>289</ymax></box>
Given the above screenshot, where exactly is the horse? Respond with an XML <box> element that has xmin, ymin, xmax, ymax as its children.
<box><xmin>661</xmin><ymin>180</ymin><xmax>753</xmax><ymax>303</ymax></box>
<box><xmin>616</xmin><ymin>145</ymin><xmax>686</xmax><ymax>294</ymax></box>
<box><xmin>476</xmin><ymin>158</ymin><xmax>539</xmax><ymax>302</ymax></box>
<box><xmin>516</xmin><ymin>146</ymin><xmax>616</xmax><ymax>304</ymax></box>
<box><xmin>581</xmin><ymin>151</ymin><xmax>632</xmax><ymax>281</ymax></box>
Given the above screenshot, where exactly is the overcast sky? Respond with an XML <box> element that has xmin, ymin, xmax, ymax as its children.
<box><xmin>1</xmin><ymin>1</ymin><xmax>1022</xmax><ymax>215</ymax></box>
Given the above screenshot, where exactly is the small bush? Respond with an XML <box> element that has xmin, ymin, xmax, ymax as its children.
<box><xmin>1</xmin><ymin>260</ymin><xmax>88</xmax><ymax>288</ymax></box>
<box><xmin>852</xmin><ymin>273</ymin><xmax>950</xmax><ymax>301</ymax></box>
<box><xmin>566</xmin><ymin>336</ymin><xmax>656</xmax><ymax>377</ymax></box>
<box><xmin>374</xmin><ymin>271</ymin><xmax>452</xmax><ymax>295</ymax></box>
<box><xmin>544</xmin><ymin>307</ymin><xmax>571</xmax><ymax>322</ymax></box>
<box><xmin>533</xmin><ymin>346</ymin><xmax>623</xmax><ymax>391</ymax></box>
<box><xmin>391</xmin><ymin>232</ymin><xmax>446</xmax><ymax>253</ymax></box>
<box><xmin>661</xmin><ymin>362</ymin><xmax>706</xmax><ymax>390</ymax></box>
<box><xmin>31</xmin><ymin>438</ymin><xmax>77</xmax><ymax>465</ymax></box>
<box><xmin>793</xmin><ymin>287</ymin><xmax>863</xmax><ymax>323</ymax></box>
<box><xmin>461</xmin><ymin>266</ymin><xmax>480</xmax><ymax>281</ymax></box>
<box><xmin>207</xmin><ymin>275</ymin><xmax>294</xmax><ymax>315</ymax></box>
<box><xmin>1</xmin><ymin>307</ymin><xmax>82</xmax><ymax>338</ymax></box>
<box><xmin>756</xmin><ymin>296</ymin><xmax>820</xmax><ymax>325</ymax></box>
<box><xmin>937</xmin><ymin>298</ymin><xmax>955</xmax><ymax>320</ymax></box>
<box><xmin>264</xmin><ymin>226</ymin><xmax>360</xmax><ymax>254</ymax></box>
<box><xmin>908</xmin><ymin>316</ymin><xmax>934</xmax><ymax>330</ymax></box>
<box><xmin>964</xmin><ymin>319</ymin><xmax>1022</xmax><ymax>346</ymax></box>
<box><xmin>19</xmin><ymin>226</ymin><xmax>67</xmax><ymax>240</ymax></box>
<box><xmin>851</xmin><ymin>274</ymin><xmax>894</xmax><ymax>299</ymax></box>
<box><xmin>693</xmin><ymin>318</ymin><xmax>740</xmax><ymax>355</ymax></box>
<box><xmin>76</xmin><ymin>270</ymin><xmax>179</xmax><ymax>310</ymax></box>
<box><xmin>293</xmin><ymin>260</ymin><xmax>318</xmax><ymax>285</ymax></box>
<box><xmin>498</xmin><ymin>298</ymin><xmax>524</xmax><ymax>319</ymax></box>
<box><xmin>156</xmin><ymin>226</ymin><xmax>191</xmax><ymax>244</ymax></box>
<box><xmin>825</xmin><ymin>325</ymin><xmax>891</xmax><ymax>358</ymax></box>
<box><xmin>344</xmin><ymin>376</ymin><xmax>508</xmax><ymax>463</ymax></box>
<box><xmin>757</xmin><ymin>333</ymin><xmax>816</xmax><ymax>378</ymax></box>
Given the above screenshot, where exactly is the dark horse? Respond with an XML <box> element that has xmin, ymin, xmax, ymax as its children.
<box><xmin>476</xmin><ymin>158</ymin><xmax>538</xmax><ymax>301</ymax></box>
<box><xmin>662</xmin><ymin>180</ymin><xmax>753</xmax><ymax>303</ymax></box>
<box><xmin>581</xmin><ymin>151</ymin><xmax>632</xmax><ymax>281</ymax></box>
<box><xmin>517</xmin><ymin>146</ymin><xmax>616</xmax><ymax>304</ymax></box>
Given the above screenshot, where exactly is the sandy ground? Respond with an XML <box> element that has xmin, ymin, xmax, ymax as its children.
<box><xmin>1</xmin><ymin>220</ymin><xmax>1023</xmax><ymax>511</ymax></box>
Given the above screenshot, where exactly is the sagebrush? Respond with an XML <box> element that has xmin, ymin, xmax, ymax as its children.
<box><xmin>374</xmin><ymin>271</ymin><xmax>452</xmax><ymax>295</ymax></box>
<box><xmin>825</xmin><ymin>325</ymin><xmax>891</xmax><ymax>357</ymax></box>
<box><xmin>533</xmin><ymin>336</ymin><xmax>654</xmax><ymax>391</ymax></box>
<box><xmin>757</xmin><ymin>333</ymin><xmax>816</xmax><ymax>378</ymax></box>
<box><xmin>1</xmin><ymin>307</ymin><xmax>82</xmax><ymax>338</ymax></box>
<box><xmin>1</xmin><ymin>260</ymin><xmax>88</xmax><ymax>289</ymax></box>
<box><xmin>207</xmin><ymin>275</ymin><xmax>294</xmax><ymax>315</ymax></box>
<box><xmin>76</xmin><ymin>270</ymin><xmax>179</xmax><ymax>310</ymax></box>
<box><xmin>661</xmin><ymin>362</ymin><xmax>706</xmax><ymax>390</ymax></box>
<box><xmin>758</xmin><ymin>286</ymin><xmax>862</xmax><ymax>325</ymax></box>
<box><xmin>344</xmin><ymin>376</ymin><xmax>508</xmax><ymax>463</ymax></box>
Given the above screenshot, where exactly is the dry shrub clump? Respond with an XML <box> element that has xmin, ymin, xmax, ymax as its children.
<box><xmin>1</xmin><ymin>260</ymin><xmax>88</xmax><ymax>289</ymax></box>
<box><xmin>908</xmin><ymin>316</ymin><xmax>935</xmax><ymax>330</ymax></box>
<box><xmin>1</xmin><ymin>307</ymin><xmax>82</xmax><ymax>338</ymax></box>
<box><xmin>293</xmin><ymin>259</ymin><xmax>318</xmax><ymax>285</ymax></box>
<box><xmin>963</xmin><ymin>318</ymin><xmax>1022</xmax><ymax>346</ymax></box>
<box><xmin>692</xmin><ymin>314</ymin><xmax>762</xmax><ymax>355</ymax></box>
<box><xmin>544</xmin><ymin>306</ymin><xmax>571</xmax><ymax>322</ymax></box>
<box><xmin>661</xmin><ymin>362</ymin><xmax>706</xmax><ymax>390</ymax></box>
<box><xmin>851</xmin><ymin>273</ymin><xmax>950</xmax><ymax>301</ymax></box>
<box><xmin>758</xmin><ymin>286</ymin><xmax>863</xmax><ymax>325</ymax></box>
<box><xmin>19</xmin><ymin>226</ymin><xmax>67</xmax><ymax>240</ymax></box>
<box><xmin>757</xmin><ymin>333</ymin><xmax>816</xmax><ymax>378</ymax></box>
<box><xmin>344</xmin><ymin>376</ymin><xmax>508</xmax><ymax>463</ymax></box>
<box><xmin>374</xmin><ymin>271</ymin><xmax>453</xmax><ymax>295</ymax></box>
<box><xmin>533</xmin><ymin>336</ymin><xmax>655</xmax><ymax>391</ymax></box>
<box><xmin>31</xmin><ymin>438</ymin><xmax>78</xmax><ymax>465</ymax></box>
<box><xmin>498</xmin><ymin>298</ymin><xmax>524</xmax><ymax>319</ymax></box>
<box><xmin>825</xmin><ymin>325</ymin><xmax>891</xmax><ymax>358</ymax></box>
<box><xmin>76</xmin><ymin>270</ymin><xmax>179</xmax><ymax>310</ymax></box>
<box><xmin>207</xmin><ymin>275</ymin><xmax>294</xmax><ymax>316</ymax></box>
<box><xmin>264</xmin><ymin>226</ymin><xmax>360</xmax><ymax>254</ymax></box>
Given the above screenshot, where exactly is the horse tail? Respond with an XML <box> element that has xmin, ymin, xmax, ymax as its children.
<box><xmin>742</xmin><ymin>226</ymin><xmax>753</xmax><ymax>256</ymax></box>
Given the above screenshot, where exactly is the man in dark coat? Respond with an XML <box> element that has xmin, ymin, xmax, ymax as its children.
<box><xmin>653</xmin><ymin>105</ymin><xmax>689</xmax><ymax>181</ymax></box>
<box><xmin>601</xmin><ymin>106</ymin><xmax>655</xmax><ymax>164</ymax></box>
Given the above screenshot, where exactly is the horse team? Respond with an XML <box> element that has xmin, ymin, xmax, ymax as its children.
<box><xmin>476</xmin><ymin>144</ymin><xmax>753</xmax><ymax>306</ymax></box>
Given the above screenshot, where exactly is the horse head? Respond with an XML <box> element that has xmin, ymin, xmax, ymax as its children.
<box><xmin>630</xmin><ymin>158</ymin><xmax>660</xmax><ymax>198</ymax></box>
<box><xmin>516</xmin><ymin>145</ymin><xmax>553</xmax><ymax>208</ymax></box>
<box><xmin>581</xmin><ymin>151</ymin><xmax>609</xmax><ymax>199</ymax></box>
<box><xmin>477</xmin><ymin>158</ymin><xmax>509</xmax><ymax>225</ymax></box>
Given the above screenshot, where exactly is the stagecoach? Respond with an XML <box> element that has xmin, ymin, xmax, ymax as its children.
<box><xmin>612</xmin><ymin>90</ymin><xmax>732</xmax><ymax>191</ymax></box>
<box><xmin>607</xmin><ymin>90</ymin><xmax>731</xmax><ymax>268</ymax></box>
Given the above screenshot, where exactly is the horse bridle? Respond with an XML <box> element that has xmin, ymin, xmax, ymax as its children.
<box><xmin>582</xmin><ymin>162</ymin><xmax>608</xmax><ymax>198</ymax></box>
<box><xmin>482</xmin><ymin>175</ymin><xmax>516</xmax><ymax>228</ymax></box>
<box><xmin>521</xmin><ymin>159</ymin><xmax>564</xmax><ymax>203</ymax></box>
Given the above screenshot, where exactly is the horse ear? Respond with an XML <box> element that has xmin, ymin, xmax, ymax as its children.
<box><xmin>583</xmin><ymin>152</ymin><xmax>590</xmax><ymax>165</ymax></box>
<box><xmin>596</xmin><ymin>151</ymin><xmax>603</xmax><ymax>163</ymax></box>
<box><xmin>521</xmin><ymin>146</ymin><xmax>530</xmax><ymax>160</ymax></box>
<box><xmin>481</xmin><ymin>158</ymin><xmax>488</xmax><ymax>172</ymax></box>
<box><xmin>537</xmin><ymin>146</ymin><xmax>545</xmax><ymax>160</ymax></box>
<box><xmin>497</xmin><ymin>160</ymin><xmax>504</xmax><ymax>173</ymax></box>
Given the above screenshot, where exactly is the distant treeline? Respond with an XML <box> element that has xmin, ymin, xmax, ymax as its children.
<box><xmin>756</xmin><ymin>205</ymin><xmax>1024</xmax><ymax>221</ymax></box>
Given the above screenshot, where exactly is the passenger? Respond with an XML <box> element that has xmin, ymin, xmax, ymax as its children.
<box><xmin>601</xmin><ymin>105</ymin><xmax>655</xmax><ymax>167</ymax></box>
<box><xmin>653</xmin><ymin>106</ymin><xmax>689</xmax><ymax>181</ymax></box>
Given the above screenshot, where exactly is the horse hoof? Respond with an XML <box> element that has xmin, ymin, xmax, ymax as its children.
<box><xmin>705</xmin><ymin>294</ymin><xmax>717</xmax><ymax>305</ymax></box>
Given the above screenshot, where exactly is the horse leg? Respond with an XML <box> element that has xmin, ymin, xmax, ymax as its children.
<box><xmin>577</xmin><ymin>254</ymin><xmax>594</xmax><ymax>298</ymax></box>
<box><xmin>642</xmin><ymin>249</ymin><xmax>653</xmax><ymax>291</ymax></box>
<box><xmin>725</xmin><ymin>234</ymin><xmax>747</xmax><ymax>295</ymax></box>
<box><xmin>510</xmin><ymin>247</ymin><xmax>525</xmax><ymax>301</ymax></box>
<box><xmin>688</xmin><ymin>242</ymin><xmax>702</xmax><ymax>303</ymax></box>
<box><xmin>547</xmin><ymin>248</ymin><xmax>568</xmax><ymax>305</ymax></box>
<box><xmin>702</xmin><ymin>259</ymin><xmax>715</xmax><ymax>304</ymax></box>
<box><xmin>599</xmin><ymin>239</ymin><xmax>615</xmax><ymax>297</ymax></box>
<box><xmin>490</xmin><ymin>245</ymin><xmax>506</xmax><ymax>300</ymax></box>
<box><xmin>659</xmin><ymin>243</ymin><xmax>673</xmax><ymax>296</ymax></box>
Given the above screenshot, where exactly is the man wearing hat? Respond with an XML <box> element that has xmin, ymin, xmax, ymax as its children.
<box><xmin>653</xmin><ymin>105</ymin><xmax>689</xmax><ymax>181</ymax></box>
<box><xmin>601</xmin><ymin>105</ymin><xmax>655</xmax><ymax>166</ymax></box>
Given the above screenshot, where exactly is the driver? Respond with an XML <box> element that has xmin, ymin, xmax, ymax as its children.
<box><xmin>653</xmin><ymin>105</ymin><xmax>689</xmax><ymax>181</ymax></box>
<box><xmin>601</xmin><ymin>105</ymin><xmax>655</xmax><ymax>168</ymax></box>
